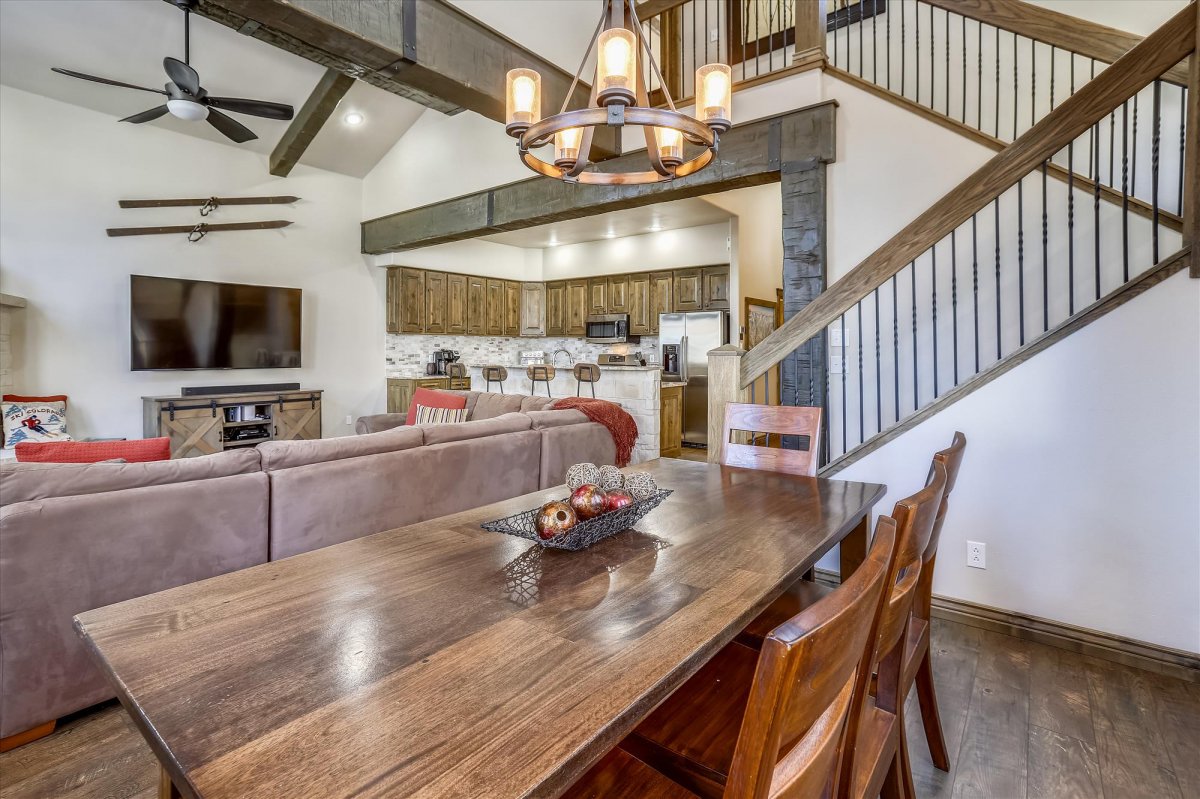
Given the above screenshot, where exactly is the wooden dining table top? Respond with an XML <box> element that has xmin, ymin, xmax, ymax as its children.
<box><xmin>75</xmin><ymin>458</ymin><xmax>885</xmax><ymax>799</ymax></box>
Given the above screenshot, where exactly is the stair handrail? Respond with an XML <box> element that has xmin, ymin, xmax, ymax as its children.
<box><xmin>739</xmin><ymin>1</ymin><xmax>1197</xmax><ymax>387</ymax></box>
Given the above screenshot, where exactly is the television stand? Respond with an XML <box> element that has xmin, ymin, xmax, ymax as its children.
<box><xmin>142</xmin><ymin>388</ymin><xmax>322</xmax><ymax>458</ymax></box>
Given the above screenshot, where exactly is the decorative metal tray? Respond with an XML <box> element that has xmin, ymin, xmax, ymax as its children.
<box><xmin>482</xmin><ymin>489</ymin><xmax>673</xmax><ymax>551</ymax></box>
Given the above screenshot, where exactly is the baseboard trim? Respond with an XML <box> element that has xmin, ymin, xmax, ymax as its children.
<box><xmin>813</xmin><ymin>569</ymin><xmax>1198</xmax><ymax>683</ymax></box>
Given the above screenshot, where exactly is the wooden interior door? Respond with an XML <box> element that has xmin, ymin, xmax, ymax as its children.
<box><xmin>159</xmin><ymin>407</ymin><xmax>222</xmax><ymax>458</ymax></box>
<box><xmin>446</xmin><ymin>273</ymin><xmax>468</xmax><ymax>334</ymax></box>
<box><xmin>274</xmin><ymin>397</ymin><xmax>322</xmax><ymax>441</ymax></box>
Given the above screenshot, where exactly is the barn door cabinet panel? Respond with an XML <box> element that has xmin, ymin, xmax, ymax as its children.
<box><xmin>386</xmin><ymin>267</ymin><xmax>401</xmax><ymax>333</ymax></box>
<box><xmin>701</xmin><ymin>265</ymin><xmax>730</xmax><ymax>310</ymax></box>
<box><xmin>486</xmin><ymin>279</ymin><xmax>505</xmax><ymax>336</ymax></box>
<box><xmin>673</xmin><ymin>268</ymin><xmax>703</xmax><ymax>311</ymax></box>
<box><xmin>520</xmin><ymin>282</ymin><xmax>546</xmax><ymax>336</ymax></box>
<box><xmin>143</xmin><ymin>390</ymin><xmax>322</xmax><ymax>458</ymax></box>
<box><xmin>466</xmin><ymin>275</ymin><xmax>486</xmax><ymax>335</ymax></box>
<box><xmin>504</xmin><ymin>281</ymin><xmax>521</xmax><ymax>336</ymax></box>
<box><xmin>607</xmin><ymin>275</ymin><xmax>629</xmax><ymax>314</ymax></box>
<box><xmin>566</xmin><ymin>280</ymin><xmax>588</xmax><ymax>336</ymax></box>
<box><xmin>446</xmin><ymin>273</ymin><xmax>468</xmax><ymax>334</ymax></box>
<box><xmin>424</xmin><ymin>270</ymin><xmax>448</xmax><ymax>334</ymax></box>
<box><xmin>628</xmin><ymin>273</ymin><xmax>651</xmax><ymax>335</ymax></box>
<box><xmin>398</xmin><ymin>268</ymin><xmax>425</xmax><ymax>333</ymax></box>
<box><xmin>649</xmin><ymin>271</ymin><xmax>673</xmax><ymax>332</ymax></box>
<box><xmin>545</xmin><ymin>281</ymin><xmax>566</xmax><ymax>336</ymax></box>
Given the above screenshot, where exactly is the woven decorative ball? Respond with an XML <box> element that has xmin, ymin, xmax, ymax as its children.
<box><xmin>623</xmin><ymin>471</ymin><xmax>658</xmax><ymax>500</ymax></box>
<box><xmin>598</xmin><ymin>465</ymin><xmax>625</xmax><ymax>491</ymax></box>
<box><xmin>565</xmin><ymin>462</ymin><xmax>601</xmax><ymax>491</ymax></box>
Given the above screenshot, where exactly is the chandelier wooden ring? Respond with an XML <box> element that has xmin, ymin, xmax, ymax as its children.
<box><xmin>519</xmin><ymin>147</ymin><xmax>715</xmax><ymax>185</ymax></box>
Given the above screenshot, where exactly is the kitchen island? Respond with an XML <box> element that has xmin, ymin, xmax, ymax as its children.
<box><xmin>466</xmin><ymin>363</ymin><xmax>661</xmax><ymax>463</ymax></box>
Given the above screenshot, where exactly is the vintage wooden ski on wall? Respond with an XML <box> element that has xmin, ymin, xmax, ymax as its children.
<box><xmin>118</xmin><ymin>195</ymin><xmax>300</xmax><ymax>214</ymax></box>
<box><xmin>106</xmin><ymin>220</ymin><xmax>292</xmax><ymax>241</ymax></box>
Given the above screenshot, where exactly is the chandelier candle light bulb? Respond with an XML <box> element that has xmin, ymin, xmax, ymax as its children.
<box><xmin>505</xmin><ymin>68</ymin><xmax>542</xmax><ymax>135</ymax></box>
<box><xmin>654</xmin><ymin>126</ymin><xmax>683</xmax><ymax>167</ymax></box>
<box><xmin>697</xmin><ymin>63</ymin><xmax>732</xmax><ymax>132</ymax></box>
<box><xmin>596</xmin><ymin>27</ymin><xmax>637</xmax><ymax>105</ymax></box>
<box><xmin>554</xmin><ymin>127</ymin><xmax>583</xmax><ymax>168</ymax></box>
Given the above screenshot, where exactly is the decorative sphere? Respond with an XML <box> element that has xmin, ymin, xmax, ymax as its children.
<box><xmin>598</xmin><ymin>465</ymin><xmax>625</xmax><ymax>491</ymax></box>
<box><xmin>624</xmin><ymin>472</ymin><xmax>658</xmax><ymax>500</ymax></box>
<box><xmin>535</xmin><ymin>501</ymin><xmax>577</xmax><ymax>540</ymax></box>
<box><xmin>604</xmin><ymin>489</ymin><xmax>635</xmax><ymax>512</ymax></box>
<box><xmin>569</xmin><ymin>483</ymin><xmax>608</xmax><ymax>519</ymax></box>
<box><xmin>566</xmin><ymin>462</ymin><xmax>602</xmax><ymax>491</ymax></box>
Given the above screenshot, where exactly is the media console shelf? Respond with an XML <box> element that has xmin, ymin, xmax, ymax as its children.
<box><xmin>143</xmin><ymin>388</ymin><xmax>322</xmax><ymax>458</ymax></box>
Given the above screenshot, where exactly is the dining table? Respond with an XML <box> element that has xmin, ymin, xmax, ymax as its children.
<box><xmin>74</xmin><ymin>458</ymin><xmax>885</xmax><ymax>799</ymax></box>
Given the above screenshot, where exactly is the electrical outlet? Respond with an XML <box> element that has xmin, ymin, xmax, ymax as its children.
<box><xmin>710</xmin><ymin>28</ymin><xmax>719</xmax><ymax>42</ymax></box>
<box><xmin>967</xmin><ymin>541</ymin><xmax>986</xmax><ymax>569</ymax></box>
<box><xmin>344</xmin><ymin>414</ymin><xmax>353</xmax><ymax>425</ymax></box>
<box><xmin>829</xmin><ymin>355</ymin><xmax>845</xmax><ymax>374</ymax></box>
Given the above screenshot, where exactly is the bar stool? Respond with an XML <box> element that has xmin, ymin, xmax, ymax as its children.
<box><xmin>573</xmin><ymin>363</ymin><xmax>601</xmax><ymax>397</ymax></box>
<box><xmin>526</xmin><ymin>364</ymin><xmax>555</xmax><ymax>397</ymax></box>
<box><xmin>482</xmin><ymin>365</ymin><xmax>507</xmax><ymax>393</ymax></box>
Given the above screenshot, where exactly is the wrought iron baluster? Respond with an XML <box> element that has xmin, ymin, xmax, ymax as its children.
<box><xmin>1088</xmin><ymin>61</ymin><xmax>1096</xmax><ymax>178</ymax></box>
<box><xmin>886</xmin><ymin>0</ymin><xmax>891</xmax><ymax>91</ymax></box>
<box><xmin>832</xmin><ymin>0</ymin><xmax>839</xmax><ymax>66</ymax></box>
<box><xmin>858</xmin><ymin>0</ymin><xmax>864</xmax><ymax>77</ymax></box>
<box><xmin>994</xmin><ymin>26</ymin><xmax>1000</xmax><ymax>137</ymax></box>
<box><xmin>1042</xmin><ymin>161</ymin><xmax>1049</xmax><ymax>332</ymax></box>
<box><xmin>962</xmin><ymin>14</ymin><xmax>967</xmax><ymax>123</ymax></box>
<box><xmin>892</xmin><ymin>273</ymin><xmax>900</xmax><ymax>423</ymax></box>
<box><xmin>944</xmin><ymin>5</ymin><xmax>949</xmax><ymax>116</ymax></box>
<box><xmin>840</xmin><ymin>314</ymin><xmax>847</xmax><ymax>455</ymax></box>
<box><xmin>1151</xmin><ymin>79</ymin><xmax>1161</xmax><ymax>264</ymax></box>
<box><xmin>1013</xmin><ymin>34</ymin><xmax>1018</xmax><ymax>139</ymax></box>
<box><xmin>1179</xmin><ymin>85</ymin><xmax>1187</xmax><ymax>216</ymax></box>
<box><xmin>1109</xmin><ymin>109</ymin><xmax>1116</xmax><ymax>191</ymax></box>
<box><xmin>1030</xmin><ymin>38</ymin><xmax>1036</xmax><ymax>132</ymax></box>
<box><xmin>911</xmin><ymin>261</ymin><xmax>919</xmax><ymax>410</ymax></box>
<box><xmin>857</xmin><ymin>302</ymin><xmax>864</xmax><ymax>444</ymax></box>
<box><xmin>874</xmin><ymin>287</ymin><xmax>881</xmax><ymax>434</ymax></box>
<box><xmin>1122</xmin><ymin>101</ymin><xmax>1130</xmax><ymax>281</ymax></box>
<box><xmin>900</xmin><ymin>0</ymin><xmax>905</xmax><ymax>96</ymax></box>
<box><xmin>994</xmin><ymin>198</ymin><xmax>1001</xmax><ymax>360</ymax></box>
<box><xmin>916</xmin><ymin>0</ymin><xmax>921</xmax><ymax>105</ymax></box>
<box><xmin>1018</xmin><ymin>179</ymin><xmax>1025</xmax><ymax>345</ymax></box>
<box><xmin>931</xmin><ymin>243</ymin><xmax>939</xmax><ymax>397</ymax></box>
<box><xmin>1068</xmin><ymin>140</ymin><xmax>1075</xmax><ymax>316</ymax></box>
<box><xmin>1132</xmin><ymin>92</ymin><xmax>1139</xmax><ymax>196</ymax></box>
<box><xmin>928</xmin><ymin>2</ymin><xmax>935</xmax><ymax>111</ymax></box>
<box><xmin>1049</xmin><ymin>45</ymin><xmax>1055</xmax><ymax>111</ymax></box>
<box><xmin>951</xmin><ymin>229</ymin><xmax>959</xmax><ymax>385</ymax></box>
<box><xmin>977</xmin><ymin>20</ymin><xmax>983</xmax><ymax>128</ymax></box>
<box><xmin>873</xmin><ymin>0</ymin><xmax>878</xmax><ymax>85</ymax></box>
<box><xmin>972</xmin><ymin>214</ymin><xmax>981</xmax><ymax>371</ymax></box>
<box><xmin>1094</xmin><ymin>121</ymin><xmax>1102</xmax><ymax>299</ymax></box>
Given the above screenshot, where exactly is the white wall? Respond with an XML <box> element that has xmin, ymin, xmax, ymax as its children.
<box><xmin>373</xmin><ymin>239</ymin><xmax>543</xmax><ymax>281</ymax></box>
<box><xmin>541</xmin><ymin>221</ymin><xmax>731</xmax><ymax>279</ymax></box>
<box><xmin>0</xmin><ymin>86</ymin><xmax>381</xmax><ymax>440</ymax></box>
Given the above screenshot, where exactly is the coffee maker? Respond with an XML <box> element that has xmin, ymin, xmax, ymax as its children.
<box><xmin>432</xmin><ymin>349</ymin><xmax>460</xmax><ymax>375</ymax></box>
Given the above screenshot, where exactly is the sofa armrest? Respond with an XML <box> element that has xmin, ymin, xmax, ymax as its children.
<box><xmin>356</xmin><ymin>413</ymin><xmax>407</xmax><ymax>434</ymax></box>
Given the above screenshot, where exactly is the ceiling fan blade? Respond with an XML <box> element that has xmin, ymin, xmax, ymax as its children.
<box><xmin>163</xmin><ymin>57</ymin><xmax>201</xmax><ymax>96</ymax></box>
<box><xmin>120</xmin><ymin>105</ymin><xmax>169</xmax><ymax>124</ymax></box>
<box><xmin>51</xmin><ymin>67</ymin><xmax>166</xmax><ymax>95</ymax></box>
<box><xmin>206</xmin><ymin>108</ymin><xmax>258</xmax><ymax>143</ymax></box>
<box><xmin>205</xmin><ymin>97</ymin><xmax>295</xmax><ymax>121</ymax></box>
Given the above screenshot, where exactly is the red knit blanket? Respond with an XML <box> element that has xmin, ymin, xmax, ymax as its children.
<box><xmin>553</xmin><ymin>397</ymin><xmax>639</xmax><ymax>467</ymax></box>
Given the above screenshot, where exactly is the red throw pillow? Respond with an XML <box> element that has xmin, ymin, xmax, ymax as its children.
<box><xmin>15</xmin><ymin>437</ymin><xmax>172</xmax><ymax>464</ymax></box>
<box><xmin>2</xmin><ymin>394</ymin><xmax>69</xmax><ymax>405</ymax></box>
<box><xmin>406</xmin><ymin>388</ymin><xmax>467</xmax><ymax>425</ymax></box>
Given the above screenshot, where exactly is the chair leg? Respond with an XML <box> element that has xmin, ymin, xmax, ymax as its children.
<box><xmin>880</xmin><ymin>750</ymin><xmax>907</xmax><ymax>799</ymax></box>
<box><xmin>0</xmin><ymin>720</ymin><xmax>55</xmax><ymax>752</ymax></box>
<box><xmin>898</xmin><ymin>707</ymin><xmax>918</xmax><ymax>799</ymax></box>
<box><xmin>577</xmin><ymin>380</ymin><xmax>581</xmax><ymax>397</ymax></box>
<box><xmin>914</xmin><ymin>649</ymin><xmax>951</xmax><ymax>770</ymax></box>
<box><xmin>590</xmin><ymin>381</ymin><xmax>595</xmax><ymax>398</ymax></box>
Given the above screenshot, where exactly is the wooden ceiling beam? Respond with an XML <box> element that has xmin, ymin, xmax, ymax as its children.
<box><xmin>269</xmin><ymin>68</ymin><xmax>354</xmax><ymax>178</ymax></box>
<box><xmin>360</xmin><ymin>101</ymin><xmax>837</xmax><ymax>254</ymax></box>
<box><xmin>192</xmin><ymin>0</ymin><xmax>621</xmax><ymax>160</ymax></box>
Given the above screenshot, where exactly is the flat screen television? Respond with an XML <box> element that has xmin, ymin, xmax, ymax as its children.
<box><xmin>131</xmin><ymin>275</ymin><xmax>302</xmax><ymax>370</ymax></box>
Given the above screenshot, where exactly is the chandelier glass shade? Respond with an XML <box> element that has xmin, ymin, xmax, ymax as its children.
<box><xmin>504</xmin><ymin>0</ymin><xmax>732</xmax><ymax>185</ymax></box>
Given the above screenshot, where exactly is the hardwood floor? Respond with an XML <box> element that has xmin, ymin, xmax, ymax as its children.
<box><xmin>1</xmin><ymin>619</ymin><xmax>1195</xmax><ymax>799</ymax></box>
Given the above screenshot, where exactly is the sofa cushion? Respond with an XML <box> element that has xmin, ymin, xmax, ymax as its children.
<box><xmin>438</xmin><ymin>390</ymin><xmax>480</xmax><ymax>419</ymax></box>
<box><xmin>14</xmin><ymin>437</ymin><xmax>171</xmax><ymax>463</ymax></box>
<box><xmin>520</xmin><ymin>395</ymin><xmax>557</xmax><ymax>413</ymax></box>
<box><xmin>405</xmin><ymin>387</ymin><xmax>467</xmax><ymax>425</ymax></box>
<box><xmin>0</xmin><ymin>447</ymin><xmax>261</xmax><ymax>505</ymax></box>
<box><xmin>419</xmin><ymin>412</ymin><xmax>532</xmax><ymax>446</ymax></box>
<box><xmin>472</xmin><ymin>392</ymin><xmax>524</xmax><ymax>420</ymax></box>
<box><xmin>258</xmin><ymin>426</ymin><xmax>423</xmax><ymax>471</ymax></box>
<box><xmin>413</xmin><ymin>404</ymin><xmax>467</xmax><ymax>425</ymax></box>
<box><xmin>525</xmin><ymin>409</ymin><xmax>591</xmax><ymax>429</ymax></box>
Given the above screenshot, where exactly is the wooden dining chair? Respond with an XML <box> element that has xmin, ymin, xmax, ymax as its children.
<box><xmin>903</xmin><ymin>431</ymin><xmax>967</xmax><ymax>773</ymax></box>
<box><xmin>719</xmin><ymin>403</ymin><xmax>823</xmax><ymax>477</ymax></box>
<box><xmin>563</xmin><ymin>515</ymin><xmax>901</xmax><ymax>799</ymax></box>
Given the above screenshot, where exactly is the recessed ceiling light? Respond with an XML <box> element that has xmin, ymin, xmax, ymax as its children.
<box><xmin>548</xmin><ymin>237</ymin><xmax>559</xmax><ymax>247</ymax></box>
<box><xmin>649</xmin><ymin>223</ymin><xmax>662</xmax><ymax>232</ymax></box>
<box><xmin>605</xmin><ymin>231</ymin><xmax>617</xmax><ymax>239</ymax></box>
<box><xmin>343</xmin><ymin>111</ymin><xmax>365</xmax><ymax>126</ymax></box>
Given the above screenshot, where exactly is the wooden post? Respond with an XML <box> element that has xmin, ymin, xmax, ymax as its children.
<box><xmin>1184</xmin><ymin>5</ymin><xmax>1199</xmax><ymax>277</ymax></box>
<box><xmin>793</xmin><ymin>0</ymin><xmax>827</xmax><ymax>71</ymax></box>
<box><xmin>708</xmin><ymin>344</ymin><xmax>747</xmax><ymax>464</ymax></box>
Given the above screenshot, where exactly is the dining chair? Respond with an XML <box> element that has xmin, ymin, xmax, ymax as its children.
<box><xmin>903</xmin><ymin>431</ymin><xmax>967</xmax><ymax>773</ymax></box>
<box><xmin>719</xmin><ymin>403</ymin><xmax>823</xmax><ymax>477</ymax></box>
<box><xmin>562</xmin><ymin>513</ymin><xmax>901</xmax><ymax>799</ymax></box>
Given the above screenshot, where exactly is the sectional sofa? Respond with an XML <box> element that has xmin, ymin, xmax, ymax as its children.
<box><xmin>0</xmin><ymin>393</ymin><xmax>614</xmax><ymax>744</ymax></box>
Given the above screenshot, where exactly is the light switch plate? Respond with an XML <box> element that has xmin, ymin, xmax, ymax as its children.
<box><xmin>829</xmin><ymin>355</ymin><xmax>845</xmax><ymax>374</ymax></box>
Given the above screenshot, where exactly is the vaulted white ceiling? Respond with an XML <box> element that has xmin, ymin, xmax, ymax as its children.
<box><xmin>0</xmin><ymin>0</ymin><xmax>425</xmax><ymax>178</ymax></box>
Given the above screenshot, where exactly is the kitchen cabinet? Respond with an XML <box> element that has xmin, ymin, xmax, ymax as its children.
<box><xmin>660</xmin><ymin>384</ymin><xmax>683</xmax><ymax>458</ymax></box>
<box><xmin>446</xmin><ymin>273</ymin><xmax>468</xmax><ymax>334</ymax></box>
<box><xmin>504</xmin><ymin>280</ymin><xmax>521</xmax><ymax>336</ymax></box>
<box><xmin>649</xmin><ymin>271</ymin><xmax>673</xmax><ymax>332</ymax></box>
<box><xmin>545</xmin><ymin>281</ymin><xmax>566</xmax><ymax>336</ymax></box>
<box><xmin>466</xmin><ymin>275</ymin><xmax>486</xmax><ymax>335</ymax></box>
<box><xmin>702</xmin><ymin>265</ymin><xmax>731</xmax><ymax>310</ymax></box>
<box><xmin>628</xmin><ymin>273</ymin><xmax>651</xmax><ymax>335</ymax></box>
<box><xmin>566</xmin><ymin>280</ymin><xmax>588</xmax><ymax>336</ymax></box>
<box><xmin>398</xmin><ymin>268</ymin><xmax>425</xmax><ymax>333</ymax></box>
<box><xmin>387</xmin><ymin>377</ymin><xmax>449</xmax><ymax>414</ymax></box>
<box><xmin>424</xmin><ymin>270</ymin><xmax>447</xmax><ymax>334</ymax></box>
<box><xmin>385</xmin><ymin>268</ymin><xmax>400</xmax><ymax>333</ymax></box>
<box><xmin>520</xmin><ymin>282</ymin><xmax>546</xmax><ymax>336</ymax></box>
<box><xmin>587</xmin><ymin>278</ymin><xmax>609</xmax><ymax>316</ymax></box>
<box><xmin>486</xmin><ymin>279</ymin><xmax>504</xmax><ymax>336</ymax></box>
<box><xmin>607</xmin><ymin>275</ymin><xmax>629</xmax><ymax>313</ymax></box>
<box><xmin>673</xmin><ymin>268</ymin><xmax>703</xmax><ymax>312</ymax></box>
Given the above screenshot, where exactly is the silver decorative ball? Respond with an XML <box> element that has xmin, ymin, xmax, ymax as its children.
<box><xmin>624</xmin><ymin>471</ymin><xmax>658</xmax><ymax>500</ymax></box>
<box><xmin>565</xmin><ymin>462</ymin><xmax>601</xmax><ymax>491</ymax></box>
<box><xmin>598</xmin><ymin>465</ymin><xmax>625</xmax><ymax>491</ymax></box>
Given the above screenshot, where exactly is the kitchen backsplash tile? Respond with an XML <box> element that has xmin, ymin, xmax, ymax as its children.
<box><xmin>385</xmin><ymin>334</ymin><xmax>660</xmax><ymax>377</ymax></box>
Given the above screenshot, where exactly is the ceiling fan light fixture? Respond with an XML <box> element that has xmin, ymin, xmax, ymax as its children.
<box><xmin>167</xmin><ymin>98</ymin><xmax>209</xmax><ymax>122</ymax></box>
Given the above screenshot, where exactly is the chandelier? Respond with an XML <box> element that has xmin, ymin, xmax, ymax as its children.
<box><xmin>503</xmin><ymin>0</ymin><xmax>732</xmax><ymax>185</ymax></box>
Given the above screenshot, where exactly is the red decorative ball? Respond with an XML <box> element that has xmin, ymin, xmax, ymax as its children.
<box><xmin>604</xmin><ymin>489</ymin><xmax>635</xmax><ymax>512</ymax></box>
<box><xmin>569</xmin><ymin>483</ymin><xmax>608</xmax><ymax>520</ymax></box>
<box><xmin>536</xmin><ymin>501</ymin><xmax>577</xmax><ymax>540</ymax></box>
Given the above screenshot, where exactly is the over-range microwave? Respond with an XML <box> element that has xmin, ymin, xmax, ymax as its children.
<box><xmin>585</xmin><ymin>314</ymin><xmax>633</xmax><ymax>343</ymax></box>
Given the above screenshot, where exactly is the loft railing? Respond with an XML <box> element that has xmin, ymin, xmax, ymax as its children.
<box><xmin>709</xmin><ymin>1</ymin><xmax>1198</xmax><ymax>469</ymax></box>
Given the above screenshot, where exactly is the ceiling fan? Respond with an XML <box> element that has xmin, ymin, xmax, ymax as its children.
<box><xmin>50</xmin><ymin>0</ymin><xmax>294</xmax><ymax>143</ymax></box>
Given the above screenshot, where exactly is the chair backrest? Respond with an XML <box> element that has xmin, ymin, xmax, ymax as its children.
<box><xmin>723</xmin><ymin>515</ymin><xmax>899</xmax><ymax>799</ymax></box>
<box><xmin>482</xmin><ymin>365</ymin><xmax>508</xmax><ymax>381</ymax></box>
<box><xmin>445</xmin><ymin>362</ymin><xmax>467</xmax><ymax>380</ymax></box>
<box><xmin>573</xmin><ymin>363</ymin><xmax>601</xmax><ymax>382</ymax></box>
<box><xmin>914</xmin><ymin>433</ymin><xmax>966</xmax><ymax>621</ymax></box>
<box><xmin>720</xmin><ymin>403</ymin><xmax>823</xmax><ymax>477</ymax></box>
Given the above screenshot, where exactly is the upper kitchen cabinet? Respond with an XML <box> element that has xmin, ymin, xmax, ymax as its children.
<box><xmin>520</xmin><ymin>282</ymin><xmax>546</xmax><ymax>337</ymax></box>
<box><xmin>486</xmin><ymin>279</ymin><xmax>504</xmax><ymax>336</ymax></box>
<box><xmin>545</xmin><ymin>281</ymin><xmax>566</xmax><ymax>336</ymax></box>
<box><xmin>424</xmin><ymin>270</ymin><xmax>448</xmax><ymax>334</ymax></box>
<box><xmin>587</xmin><ymin>278</ymin><xmax>609</xmax><ymax>316</ymax></box>
<box><xmin>701</xmin><ymin>265</ymin><xmax>731</xmax><ymax>310</ymax></box>
<box><xmin>628</xmin><ymin>273</ymin><xmax>651</xmax><ymax>335</ymax></box>
<box><xmin>466</xmin><ymin>275</ymin><xmax>486</xmax><ymax>335</ymax></box>
<box><xmin>398</xmin><ymin>268</ymin><xmax>425</xmax><ymax>333</ymax></box>
<box><xmin>504</xmin><ymin>281</ymin><xmax>521</xmax><ymax>337</ymax></box>
<box><xmin>673</xmin><ymin>268</ymin><xmax>703</xmax><ymax>312</ymax></box>
<box><xmin>386</xmin><ymin>268</ymin><xmax>400</xmax><ymax>333</ymax></box>
<box><xmin>446</xmin><ymin>273</ymin><xmax>468</xmax><ymax>335</ymax></box>
<box><xmin>566</xmin><ymin>280</ymin><xmax>588</xmax><ymax>336</ymax></box>
<box><xmin>607</xmin><ymin>275</ymin><xmax>629</xmax><ymax>314</ymax></box>
<box><xmin>649</xmin><ymin>271</ymin><xmax>673</xmax><ymax>332</ymax></box>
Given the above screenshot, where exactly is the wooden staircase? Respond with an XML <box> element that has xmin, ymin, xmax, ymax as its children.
<box><xmin>708</xmin><ymin>0</ymin><xmax>1199</xmax><ymax>472</ymax></box>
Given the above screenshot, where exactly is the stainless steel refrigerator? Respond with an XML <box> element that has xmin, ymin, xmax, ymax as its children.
<box><xmin>659</xmin><ymin>311</ymin><xmax>729</xmax><ymax>448</ymax></box>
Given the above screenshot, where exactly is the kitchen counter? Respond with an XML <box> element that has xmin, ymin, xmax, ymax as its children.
<box><xmin>661</xmin><ymin>380</ymin><xmax>687</xmax><ymax>388</ymax></box>
<box><xmin>462</xmin><ymin>363</ymin><xmax>659</xmax><ymax>371</ymax></box>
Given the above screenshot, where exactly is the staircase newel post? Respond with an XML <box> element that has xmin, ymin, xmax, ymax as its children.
<box><xmin>793</xmin><ymin>0</ymin><xmax>827</xmax><ymax>70</ymax></box>
<box><xmin>707</xmin><ymin>344</ymin><xmax>747</xmax><ymax>464</ymax></box>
